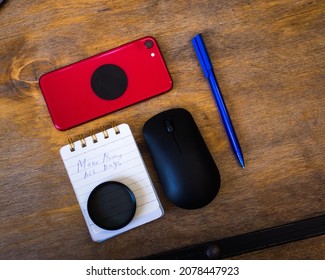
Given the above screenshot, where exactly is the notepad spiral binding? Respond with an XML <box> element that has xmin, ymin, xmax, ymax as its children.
<box><xmin>68</xmin><ymin>122</ymin><xmax>120</xmax><ymax>152</ymax></box>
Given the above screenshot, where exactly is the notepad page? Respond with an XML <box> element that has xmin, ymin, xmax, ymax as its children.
<box><xmin>60</xmin><ymin>123</ymin><xmax>164</xmax><ymax>242</ymax></box>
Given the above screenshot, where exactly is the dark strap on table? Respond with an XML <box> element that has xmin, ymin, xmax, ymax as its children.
<box><xmin>142</xmin><ymin>215</ymin><xmax>325</xmax><ymax>259</ymax></box>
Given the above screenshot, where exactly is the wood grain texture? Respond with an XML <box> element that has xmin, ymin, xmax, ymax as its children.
<box><xmin>0</xmin><ymin>0</ymin><xmax>324</xmax><ymax>259</ymax></box>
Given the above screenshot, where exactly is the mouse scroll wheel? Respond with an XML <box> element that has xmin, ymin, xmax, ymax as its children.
<box><xmin>164</xmin><ymin>120</ymin><xmax>174</xmax><ymax>133</ymax></box>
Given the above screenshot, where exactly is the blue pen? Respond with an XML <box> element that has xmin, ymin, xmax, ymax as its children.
<box><xmin>192</xmin><ymin>34</ymin><xmax>245</xmax><ymax>168</ymax></box>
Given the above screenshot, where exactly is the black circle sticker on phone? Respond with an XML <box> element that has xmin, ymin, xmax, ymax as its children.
<box><xmin>91</xmin><ymin>64</ymin><xmax>128</xmax><ymax>100</ymax></box>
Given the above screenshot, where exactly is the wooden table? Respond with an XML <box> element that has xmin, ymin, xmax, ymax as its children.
<box><xmin>0</xmin><ymin>0</ymin><xmax>324</xmax><ymax>259</ymax></box>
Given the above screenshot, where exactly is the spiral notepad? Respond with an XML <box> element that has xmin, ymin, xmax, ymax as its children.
<box><xmin>60</xmin><ymin>123</ymin><xmax>164</xmax><ymax>242</ymax></box>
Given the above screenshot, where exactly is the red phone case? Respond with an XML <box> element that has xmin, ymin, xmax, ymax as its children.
<box><xmin>39</xmin><ymin>36</ymin><xmax>173</xmax><ymax>130</ymax></box>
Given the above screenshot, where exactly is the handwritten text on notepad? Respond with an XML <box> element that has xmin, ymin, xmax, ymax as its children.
<box><xmin>77</xmin><ymin>152</ymin><xmax>123</xmax><ymax>179</ymax></box>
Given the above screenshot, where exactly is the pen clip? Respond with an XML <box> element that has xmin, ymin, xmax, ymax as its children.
<box><xmin>192</xmin><ymin>33</ymin><xmax>213</xmax><ymax>78</ymax></box>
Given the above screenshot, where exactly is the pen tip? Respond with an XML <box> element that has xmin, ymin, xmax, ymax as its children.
<box><xmin>239</xmin><ymin>158</ymin><xmax>245</xmax><ymax>169</ymax></box>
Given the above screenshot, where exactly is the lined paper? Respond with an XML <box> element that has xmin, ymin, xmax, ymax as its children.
<box><xmin>60</xmin><ymin>124</ymin><xmax>164</xmax><ymax>242</ymax></box>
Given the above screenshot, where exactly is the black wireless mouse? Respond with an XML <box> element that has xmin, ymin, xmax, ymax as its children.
<box><xmin>143</xmin><ymin>108</ymin><xmax>221</xmax><ymax>209</ymax></box>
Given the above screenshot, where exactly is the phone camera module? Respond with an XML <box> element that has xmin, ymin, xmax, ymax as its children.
<box><xmin>144</xmin><ymin>40</ymin><xmax>154</xmax><ymax>49</ymax></box>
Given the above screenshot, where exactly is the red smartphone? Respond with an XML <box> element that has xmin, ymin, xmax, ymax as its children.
<box><xmin>39</xmin><ymin>36</ymin><xmax>173</xmax><ymax>130</ymax></box>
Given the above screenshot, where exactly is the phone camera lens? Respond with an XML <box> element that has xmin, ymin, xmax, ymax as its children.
<box><xmin>144</xmin><ymin>40</ymin><xmax>154</xmax><ymax>49</ymax></box>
